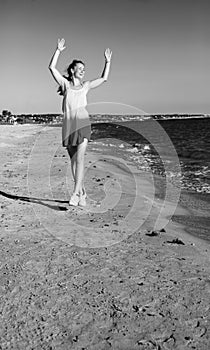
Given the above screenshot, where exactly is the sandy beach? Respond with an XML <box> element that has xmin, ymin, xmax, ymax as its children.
<box><xmin>0</xmin><ymin>124</ymin><xmax>210</xmax><ymax>350</ymax></box>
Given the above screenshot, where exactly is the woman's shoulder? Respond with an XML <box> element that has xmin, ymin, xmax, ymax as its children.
<box><xmin>83</xmin><ymin>81</ymin><xmax>91</xmax><ymax>90</ymax></box>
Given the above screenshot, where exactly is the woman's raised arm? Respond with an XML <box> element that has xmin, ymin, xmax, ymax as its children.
<box><xmin>88</xmin><ymin>48</ymin><xmax>112</xmax><ymax>89</ymax></box>
<box><xmin>48</xmin><ymin>38</ymin><xmax>67</xmax><ymax>86</ymax></box>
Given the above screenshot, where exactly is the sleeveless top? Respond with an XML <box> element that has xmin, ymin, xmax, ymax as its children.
<box><xmin>61</xmin><ymin>79</ymin><xmax>91</xmax><ymax>146</ymax></box>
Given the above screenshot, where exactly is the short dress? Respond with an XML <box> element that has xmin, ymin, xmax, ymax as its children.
<box><xmin>59</xmin><ymin>77</ymin><xmax>91</xmax><ymax>147</ymax></box>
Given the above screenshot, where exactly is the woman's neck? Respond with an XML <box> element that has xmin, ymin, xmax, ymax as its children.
<box><xmin>70</xmin><ymin>77</ymin><xmax>82</xmax><ymax>87</ymax></box>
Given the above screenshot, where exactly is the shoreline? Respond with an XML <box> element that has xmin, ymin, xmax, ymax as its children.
<box><xmin>0</xmin><ymin>123</ymin><xmax>209</xmax><ymax>245</ymax></box>
<box><xmin>0</xmin><ymin>124</ymin><xmax>209</xmax><ymax>245</ymax></box>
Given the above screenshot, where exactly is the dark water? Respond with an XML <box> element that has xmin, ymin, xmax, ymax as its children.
<box><xmin>90</xmin><ymin>117</ymin><xmax>210</xmax><ymax>194</ymax></box>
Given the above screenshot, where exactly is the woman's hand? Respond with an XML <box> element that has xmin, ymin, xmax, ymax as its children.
<box><xmin>104</xmin><ymin>48</ymin><xmax>112</xmax><ymax>62</ymax></box>
<box><xmin>57</xmin><ymin>38</ymin><xmax>66</xmax><ymax>52</ymax></box>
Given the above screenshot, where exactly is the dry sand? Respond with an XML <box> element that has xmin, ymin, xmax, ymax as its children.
<box><xmin>0</xmin><ymin>124</ymin><xmax>210</xmax><ymax>350</ymax></box>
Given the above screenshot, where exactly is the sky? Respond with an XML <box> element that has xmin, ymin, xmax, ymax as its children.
<box><xmin>0</xmin><ymin>0</ymin><xmax>209</xmax><ymax>115</ymax></box>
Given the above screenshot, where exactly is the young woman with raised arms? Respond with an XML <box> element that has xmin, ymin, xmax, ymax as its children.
<box><xmin>49</xmin><ymin>38</ymin><xmax>112</xmax><ymax>206</ymax></box>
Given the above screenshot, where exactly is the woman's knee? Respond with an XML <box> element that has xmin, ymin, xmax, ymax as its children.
<box><xmin>76</xmin><ymin>155</ymin><xmax>85</xmax><ymax>166</ymax></box>
<box><xmin>77</xmin><ymin>140</ymin><xmax>88</xmax><ymax>157</ymax></box>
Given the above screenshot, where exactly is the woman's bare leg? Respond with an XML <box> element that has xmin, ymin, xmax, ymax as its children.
<box><xmin>74</xmin><ymin>138</ymin><xmax>88</xmax><ymax>195</ymax></box>
<box><xmin>66</xmin><ymin>145</ymin><xmax>77</xmax><ymax>182</ymax></box>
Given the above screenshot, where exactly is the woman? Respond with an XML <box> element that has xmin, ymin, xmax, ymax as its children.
<box><xmin>49</xmin><ymin>38</ymin><xmax>112</xmax><ymax>206</ymax></box>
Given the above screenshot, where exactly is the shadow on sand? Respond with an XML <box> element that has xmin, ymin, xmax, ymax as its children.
<box><xmin>0</xmin><ymin>190</ymin><xmax>68</xmax><ymax>211</ymax></box>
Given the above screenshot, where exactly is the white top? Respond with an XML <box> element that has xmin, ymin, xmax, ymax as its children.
<box><xmin>59</xmin><ymin>77</ymin><xmax>91</xmax><ymax>146</ymax></box>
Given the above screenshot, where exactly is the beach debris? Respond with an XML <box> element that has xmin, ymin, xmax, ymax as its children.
<box><xmin>166</xmin><ymin>238</ymin><xmax>185</xmax><ymax>245</ymax></box>
<box><xmin>137</xmin><ymin>339</ymin><xmax>160</xmax><ymax>349</ymax></box>
<box><xmin>128</xmin><ymin>147</ymin><xmax>138</xmax><ymax>153</ymax></box>
<box><xmin>163</xmin><ymin>333</ymin><xmax>176</xmax><ymax>347</ymax></box>
<box><xmin>146</xmin><ymin>230</ymin><xmax>160</xmax><ymax>237</ymax></box>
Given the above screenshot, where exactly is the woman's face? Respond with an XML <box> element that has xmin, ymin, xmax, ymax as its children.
<box><xmin>73</xmin><ymin>63</ymin><xmax>85</xmax><ymax>80</ymax></box>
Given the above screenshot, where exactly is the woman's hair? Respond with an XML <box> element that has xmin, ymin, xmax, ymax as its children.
<box><xmin>57</xmin><ymin>59</ymin><xmax>85</xmax><ymax>96</ymax></box>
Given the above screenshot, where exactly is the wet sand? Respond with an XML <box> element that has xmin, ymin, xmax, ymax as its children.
<box><xmin>0</xmin><ymin>125</ymin><xmax>210</xmax><ymax>350</ymax></box>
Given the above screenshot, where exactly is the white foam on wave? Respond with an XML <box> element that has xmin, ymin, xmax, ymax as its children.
<box><xmin>0</xmin><ymin>142</ymin><xmax>13</xmax><ymax>147</ymax></box>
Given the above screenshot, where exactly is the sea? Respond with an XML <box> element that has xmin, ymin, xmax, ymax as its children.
<box><xmin>89</xmin><ymin>116</ymin><xmax>210</xmax><ymax>194</ymax></box>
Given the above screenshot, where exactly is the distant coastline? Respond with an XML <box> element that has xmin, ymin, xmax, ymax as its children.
<box><xmin>0</xmin><ymin>111</ymin><xmax>209</xmax><ymax>125</ymax></box>
<box><xmin>89</xmin><ymin>113</ymin><xmax>210</xmax><ymax>123</ymax></box>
